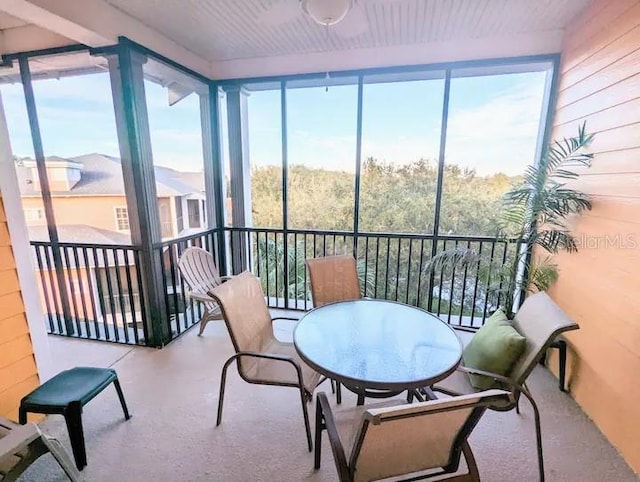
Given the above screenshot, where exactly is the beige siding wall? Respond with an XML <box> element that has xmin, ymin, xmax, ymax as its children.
<box><xmin>548</xmin><ymin>0</ymin><xmax>640</xmax><ymax>472</ymax></box>
<box><xmin>0</xmin><ymin>196</ymin><xmax>39</xmax><ymax>420</ymax></box>
<box><xmin>21</xmin><ymin>195</ymin><xmax>130</xmax><ymax>233</ymax></box>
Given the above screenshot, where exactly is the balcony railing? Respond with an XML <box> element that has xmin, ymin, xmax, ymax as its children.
<box><xmin>224</xmin><ymin>227</ymin><xmax>522</xmax><ymax>330</ymax></box>
<box><xmin>31</xmin><ymin>227</ymin><xmax>522</xmax><ymax>346</ymax></box>
<box><xmin>31</xmin><ymin>241</ymin><xmax>147</xmax><ymax>345</ymax></box>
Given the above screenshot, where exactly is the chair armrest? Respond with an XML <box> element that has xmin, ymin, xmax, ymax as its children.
<box><xmin>234</xmin><ymin>351</ymin><xmax>294</xmax><ymax>363</ymax></box>
<box><xmin>188</xmin><ymin>291</ymin><xmax>215</xmax><ymax>304</ymax></box>
<box><xmin>0</xmin><ymin>423</ymin><xmax>40</xmax><ymax>460</ymax></box>
<box><xmin>457</xmin><ymin>366</ymin><xmax>522</xmax><ymax>392</ymax></box>
<box><xmin>231</xmin><ymin>351</ymin><xmax>307</xmax><ymax>390</ymax></box>
<box><xmin>317</xmin><ymin>392</ymin><xmax>351</xmax><ymax>481</ymax></box>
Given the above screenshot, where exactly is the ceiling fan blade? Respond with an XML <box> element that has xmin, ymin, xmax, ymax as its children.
<box><xmin>256</xmin><ymin>0</ymin><xmax>301</xmax><ymax>26</ymax></box>
<box><xmin>332</xmin><ymin>3</ymin><xmax>369</xmax><ymax>39</ymax></box>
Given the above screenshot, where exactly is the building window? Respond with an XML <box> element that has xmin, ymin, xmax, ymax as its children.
<box><xmin>187</xmin><ymin>199</ymin><xmax>201</xmax><ymax>228</ymax></box>
<box><xmin>115</xmin><ymin>207</ymin><xmax>130</xmax><ymax>231</ymax></box>
<box><xmin>24</xmin><ymin>208</ymin><xmax>45</xmax><ymax>222</ymax></box>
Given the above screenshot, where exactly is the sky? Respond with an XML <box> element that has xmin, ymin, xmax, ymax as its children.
<box><xmin>0</xmin><ymin>68</ymin><xmax>548</xmax><ymax>177</ymax></box>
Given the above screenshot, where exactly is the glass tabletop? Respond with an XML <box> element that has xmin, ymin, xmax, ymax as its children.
<box><xmin>293</xmin><ymin>299</ymin><xmax>463</xmax><ymax>391</ymax></box>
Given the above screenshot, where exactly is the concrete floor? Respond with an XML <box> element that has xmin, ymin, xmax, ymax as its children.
<box><xmin>20</xmin><ymin>316</ymin><xmax>637</xmax><ymax>482</ymax></box>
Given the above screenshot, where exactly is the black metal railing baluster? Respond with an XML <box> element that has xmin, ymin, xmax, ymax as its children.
<box><xmin>437</xmin><ymin>240</ymin><xmax>446</xmax><ymax>316</ymax></box>
<box><xmin>304</xmin><ymin>233</ymin><xmax>309</xmax><ymax>310</ymax></box>
<box><xmin>364</xmin><ymin>236</ymin><xmax>369</xmax><ymax>297</ymax></box>
<box><xmin>497</xmin><ymin>241</ymin><xmax>509</xmax><ymax>310</ymax></box>
<box><xmin>61</xmin><ymin>246</ymin><xmax>81</xmax><ymax>336</ymax></box>
<box><xmin>447</xmin><ymin>240</ymin><xmax>459</xmax><ymax>324</ymax></box>
<box><xmin>166</xmin><ymin>244</ymin><xmax>182</xmax><ymax>333</ymax></box>
<box><xmin>112</xmin><ymin>248</ymin><xmax>130</xmax><ymax>343</ymax></box>
<box><xmin>374</xmin><ymin>237</ymin><xmax>380</xmax><ymax>298</ymax></box>
<box><xmin>471</xmin><ymin>242</ymin><xmax>483</xmax><ymax>327</ymax></box>
<box><xmin>81</xmin><ymin>247</ymin><xmax>101</xmax><ymax>338</ymax></box>
<box><xmin>384</xmin><ymin>237</ymin><xmax>391</xmax><ymax>300</ymax></box>
<box><xmin>158</xmin><ymin>246</ymin><xmax>173</xmax><ymax>338</ymax></box>
<box><xmin>71</xmin><ymin>246</ymin><xmax>90</xmax><ymax>338</ymax></box>
<box><xmin>265</xmin><ymin>232</ymin><xmax>271</xmax><ymax>303</ymax></box>
<box><xmin>458</xmin><ymin>240</ymin><xmax>471</xmax><ymax>327</ymax></box>
<box><xmin>406</xmin><ymin>239</ymin><xmax>413</xmax><ymax>305</ymax></box>
<box><xmin>394</xmin><ymin>238</ymin><xmax>401</xmax><ymax>302</ymax></box>
<box><xmin>102</xmin><ymin>248</ymin><xmax>120</xmax><ymax>342</ymax></box>
<box><xmin>416</xmin><ymin>239</ymin><xmax>426</xmax><ymax>309</ymax></box>
<box><xmin>123</xmin><ymin>249</ymin><xmax>140</xmax><ymax>345</ymax></box>
<box><xmin>33</xmin><ymin>244</ymin><xmax>55</xmax><ymax>333</ymax></box>
<box><xmin>133</xmin><ymin>250</ymin><xmax>149</xmax><ymax>343</ymax></box>
<box><xmin>43</xmin><ymin>245</ymin><xmax>64</xmax><ymax>334</ymax></box>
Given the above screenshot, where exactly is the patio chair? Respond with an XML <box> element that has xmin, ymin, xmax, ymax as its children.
<box><xmin>306</xmin><ymin>255</ymin><xmax>361</xmax><ymax>403</ymax></box>
<box><xmin>315</xmin><ymin>389</ymin><xmax>511</xmax><ymax>482</ymax></box>
<box><xmin>0</xmin><ymin>417</ymin><xmax>80</xmax><ymax>482</ymax></box>
<box><xmin>306</xmin><ymin>255</ymin><xmax>361</xmax><ymax>308</ymax></box>
<box><xmin>178</xmin><ymin>247</ymin><xmax>231</xmax><ymax>336</ymax></box>
<box><xmin>208</xmin><ymin>271</ymin><xmax>322</xmax><ymax>451</ymax></box>
<box><xmin>429</xmin><ymin>291</ymin><xmax>579</xmax><ymax>482</ymax></box>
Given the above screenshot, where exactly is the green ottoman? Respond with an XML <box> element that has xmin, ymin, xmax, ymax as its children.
<box><xmin>19</xmin><ymin>367</ymin><xmax>131</xmax><ymax>470</ymax></box>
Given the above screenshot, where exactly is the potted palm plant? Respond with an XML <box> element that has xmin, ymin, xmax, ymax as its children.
<box><xmin>428</xmin><ymin>123</ymin><xmax>594</xmax><ymax>317</ymax></box>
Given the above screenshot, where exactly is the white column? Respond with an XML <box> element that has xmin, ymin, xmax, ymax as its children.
<box><xmin>0</xmin><ymin>92</ymin><xmax>53</xmax><ymax>381</ymax></box>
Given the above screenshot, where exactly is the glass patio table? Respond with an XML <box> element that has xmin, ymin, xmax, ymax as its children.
<box><xmin>293</xmin><ymin>299</ymin><xmax>463</xmax><ymax>402</ymax></box>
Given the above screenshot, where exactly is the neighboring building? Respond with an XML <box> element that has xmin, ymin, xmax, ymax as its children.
<box><xmin>16</xmin><ymin>153</ymin><xmax>207</xmax><ymax>242</ymax></box>
<box><xmin>16</xmin><ymin>154</ymin><xmax>207</xmax><ymax>329</ymax></box>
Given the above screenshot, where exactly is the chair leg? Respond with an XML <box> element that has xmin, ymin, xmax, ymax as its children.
<box><xmin>336</xmin><ymin>382</ymin><xmax>342</xmax><ymax>405</ymax></box>
<box><xmin>330</xmin><ymin>379</ymin><xmax>336</xmax><ymax>393</ymax></box>
<box><xmin>558</xmin><ymin>340</ymin><xmax>567</xmax><ymax>392</ymax></box>
<box><xmin>64</xmin><ymin>404</ymin><xmax>87</xmax><ymax>470</ymax></box>
<box><xmin>113</xmin><ymin>378</ymin><xmax>131</xmax><ymax>420</ymax></box>
<box><xmin>18</xmin><ymin>404</ymin><xmax>27</xmax><ymax>425</ymax></box>
<box><xmin>314</xmin><ymin>397</ymin><xmax>324</xmax><ymax>469</ymax></box>
<box><xmin>462</xmin><ymin>440</ymin><xmax>480</xmax><ymax>482</ymax></box>
<box><xmin>198</xmin><ymin>313</ymin><xmax>212</xmax><ymax>336</ymax></box>
<box><xmin>532</xmin><ymin>399</ymin><xmax>545</xmax><ymax>482</ymax></box>
<box><xmin>216</xmin><ymin>356</ymin><xmax>235</xmax><ymax>426</ymax></box>
<box><xmin>40</xmin><ymin>435</ymin><xmax>81</xmax><ymax>482</ymax></box>
<box><xmin>520</xmin><ymin>388</ymin><xmax>545</xmax><ymax>482</ymax></box>
<box><xmin>356</xmin><ymin>393</ymin><xmax>365</xmax><ymax>406</ymax></box>
<box><xmin>300</xmin><ymin>387</ymin><xmax>313</xmax><ymax>452</ymax></box>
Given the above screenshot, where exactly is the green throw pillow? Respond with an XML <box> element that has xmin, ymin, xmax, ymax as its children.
<box><xmin>462</xmin><ymin>308</ymin><xmax>526</xmax><ymax>390</ymax></box>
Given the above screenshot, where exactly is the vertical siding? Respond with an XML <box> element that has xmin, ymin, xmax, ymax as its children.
<box><xmin>0</xmin><ymin>195</ymin><xmax>40</xmax><ymax>420</ymax></box>
<box><xmin>548</xmin><ymin>0</ymin><xmax>640</xmax><ymax>473</ymax></box>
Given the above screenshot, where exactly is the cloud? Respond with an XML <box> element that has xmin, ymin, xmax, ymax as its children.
<box><xmin>445</xmin><ymin>81</ymin><xmax>545</xmax><ymax>175</ymax></box>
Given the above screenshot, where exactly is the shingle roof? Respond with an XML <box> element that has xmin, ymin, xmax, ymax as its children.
<box><xmin>28</xmin><ymin>224</ymin><xmax>132</xmax><ymax>245</ymax></box>
<box><xmin>17</xmin><ymin>153</ymin><xmax>205</xmax><ymax>197</ymax></box>
<box><xmin>28</xmin><ymin>225</ymin><xmax>134</xmax><ymax>267</ymax></box>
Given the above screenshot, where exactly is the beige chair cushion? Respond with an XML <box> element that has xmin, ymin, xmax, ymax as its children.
<box><xmin>332</xmin><ymin>399</ymin><xmax>405</xmax><ymax>458</ymax></box>
<box><xmin>306</xmin><ymin>255</ymin><xmax>361</xmax><ymax>307</ymax></box>
<box><xmin>242</xmin><ymin>339</ymin><xmax>321</xmax><ymax>394</ymax></box>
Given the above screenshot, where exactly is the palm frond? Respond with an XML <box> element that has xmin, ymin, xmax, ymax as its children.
<box><xmin>525</xmin><ymin>257</ymin><xmax>559</xmax><ymax>293</ymax></box>
<box><xmin>426</xmin><ymin>246</ymin><xmax>481</xmax><ymax>273</ymax></box>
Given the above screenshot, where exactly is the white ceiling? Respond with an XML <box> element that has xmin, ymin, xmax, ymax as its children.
<box><xmin>103</xmin><ymin>0</ymin><xmax>592</xmax><ymax>62</ymax></box>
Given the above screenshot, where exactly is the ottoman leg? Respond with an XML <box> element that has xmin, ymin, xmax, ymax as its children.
<box><xmin>113</xmin><ymin>378</ymin><xmax>131</xmax><ymax>420</ymax></box>
<box><xmin>64</xmin><ymin>404</ymin><xmax>87</xmax><ymax>470</ymax></box>
<box><xmin>18</xmin><ymin>404</ymin><xmax>27</xmax><ymax>425</ymax></box>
